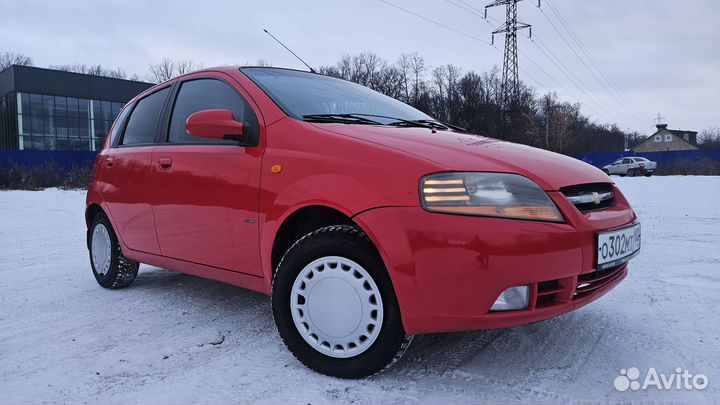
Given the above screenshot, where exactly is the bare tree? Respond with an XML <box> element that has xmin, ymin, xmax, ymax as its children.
<box><xmin>430</xmin><ymin>65</ymin><xmax>462</xmax><ymax>122</ymax></box>
<box><xmin>146</xmin><ymin>58</ymin><xmax>202</xmax><ymax>83</ymax></box>
<box><xmin>146</xmin><ymin>58</ymin><xmax>176</xmax><ymax>83</ymax></box>
<box><xmin>0</xmin><ymin>52</ymin><xmax>33</xmax><ymax>70</ymax></box>
<box><xmin>397</xmin><ymin>52</ymin><xmax>427</xmax><ymax>104</ymax></box>
<box><xmin>175</xmin><ymin>60</ymin><xmax>201</xmax><ymax>76</ymax></box>
<box><xmin>699</xmin><ymin>127</ymin><xmax>720</xmax><ymax>149</ymax></box>
<box><xmin>408</xmin><ymin>53</ymin><xmax>427</xmax><ymax>106</ymax></box>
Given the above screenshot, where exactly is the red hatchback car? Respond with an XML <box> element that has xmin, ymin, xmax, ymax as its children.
<box><xmin>86</xmin><ymin>67</ymin><xmax>641</xmax><ymax>378</ymax></box>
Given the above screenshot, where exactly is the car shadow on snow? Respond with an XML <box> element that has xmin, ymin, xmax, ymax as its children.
<box><xmin>125</xmin><ymin>266</ymin><xmax>624</xmax><ymax>381</ymax></box>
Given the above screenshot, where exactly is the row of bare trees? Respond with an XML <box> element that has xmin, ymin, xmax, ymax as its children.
<box><xmin>0</xmin><ymin>52</ymin><xmax>33</xmax><ymax>70</ymax></box>
<box><xmin>1</xmin><ymin>51</ymin><xmax>274</xmax><ymax>84</ymax></box>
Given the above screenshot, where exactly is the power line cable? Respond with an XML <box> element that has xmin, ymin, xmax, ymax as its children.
<box><xmin>535</xmin><ymin>2</ymin><xmax>646</xmax><ymax>126</ymax></box>
<box><xmin>517</xmin><ymin>47</ymin><xmax>615</xmax><ymax>123</ymax></box>
<box><xmin>543</xmin><ymin>0</ymin><xmax>648</xmax><ymax>122</ymax></box>
<box><xmin>445</xmin><ymin>0</ymin><xmax>485</xmax><ymax>19</ymax></box>
<box><xmin>530</xmin><ymin>33</ymin><xmax>625</xmax><ymax>126</ymax></box>
<box><xmin>381</xmin><ymin>0</ymin><xmax>491</xmax><ymax>44</ymax></box>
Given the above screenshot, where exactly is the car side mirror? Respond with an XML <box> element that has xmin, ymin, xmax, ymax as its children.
<box><xmin>186</xmin><ymin>109</ymin><xmax>245</xmax><ymax>143</ymax></box>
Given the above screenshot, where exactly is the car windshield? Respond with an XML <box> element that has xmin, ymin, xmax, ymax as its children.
<box><xmin>241</xmin><ymin>67</ymin><xmax>433</xmax><ymax>124</ymax></box>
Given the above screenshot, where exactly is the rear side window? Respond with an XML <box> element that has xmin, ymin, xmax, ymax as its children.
<box><xmin>167</xmin><ymin>79</ymin><xmax>259</xmax><ymax>145</ymax></box>
<box><xmin>108</xmin><ymin>102</ymin><xmax>133</xmax><ymax>147</ymax></box>
<box><xmin>121</xmin><ymin>87</ymin><xmax>170</xmax><ymax>146</ymax></box>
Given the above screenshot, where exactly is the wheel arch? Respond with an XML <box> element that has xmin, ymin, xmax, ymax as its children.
<box><xmin>85</xmin><ymin>203</ymin><xmax>104</xmax><ymax>229</ymax></box>
<box><xmin>270</xmin><ymin>205</ymin><xmax>357</xmax><ymax>274</ymax></box>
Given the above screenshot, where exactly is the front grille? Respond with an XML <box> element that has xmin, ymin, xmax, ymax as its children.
<box><xmin>538</xmin><ymin>280</ymin><xmax>559</xmax><ymax>292</ymax></box>
<box><xmin>535</xmin><ymin>279</ymin><xmax>566</xmax><ymax>308</ymax></box>
<box><xmin>529</xmin><ymin>265</ymin><xmax>627</xmax><ymax>308</ymax></box>
<box><xmin>560</xmin><ymin>183</ymin><xmax>615</xmax><ymax>212</ymax></box>
<box><xmin>573</xmin><ymin>265</ymin><xmax>625</xmax><ymax>299</ymax></box>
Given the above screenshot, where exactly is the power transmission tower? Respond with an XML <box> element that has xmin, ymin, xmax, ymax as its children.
<box><xmin>486</xmin><ymin>0</ymin><xmax>531</xmax><ymax>111</ymax></box>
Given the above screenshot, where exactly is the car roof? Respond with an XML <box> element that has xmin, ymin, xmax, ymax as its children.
<box><xmin>128</xmin><ymin>65</ymin><xmax>318</xmax><ymax>104</ymax></box>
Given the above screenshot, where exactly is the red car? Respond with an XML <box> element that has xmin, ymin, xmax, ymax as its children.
<box><xmin>86</xmin><ymin>67</ymin><xmax>641</xmax><ymax>378</ymax></box>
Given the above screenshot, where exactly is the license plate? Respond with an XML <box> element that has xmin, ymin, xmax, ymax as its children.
<box><xmin>597</xmin><ymin>224</ymin><xmax>641</xmax><ymax>270</ymax></box>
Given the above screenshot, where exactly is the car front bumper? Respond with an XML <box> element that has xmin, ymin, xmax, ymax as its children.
<box><xmin>353</xmin><ymin>187</ymin><xmax>637</xmax><ymax>335</ymax></box>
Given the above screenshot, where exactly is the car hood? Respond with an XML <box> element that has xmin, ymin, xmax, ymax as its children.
<box><xmin>314</xmin><ymin>124</ymin><xmax>609</xmax><ymax>191</ymax></box>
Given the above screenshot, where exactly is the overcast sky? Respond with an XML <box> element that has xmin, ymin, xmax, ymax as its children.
<box><xmin>1</xmin><ymin>0</ymin><xmax>718</xmax><ymax>133</ymax></box>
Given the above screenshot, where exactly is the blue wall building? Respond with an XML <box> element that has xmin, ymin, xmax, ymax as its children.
<box><xmin>0</xmin><ymin>65</ymin><xmax>152</xmax><ymax>166</ymax></box>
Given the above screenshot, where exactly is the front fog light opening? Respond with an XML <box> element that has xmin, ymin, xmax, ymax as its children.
<box><xmin>491</xmin><ymin>285</ymin><xmax>530</xmax><ymax>311</ymax></box>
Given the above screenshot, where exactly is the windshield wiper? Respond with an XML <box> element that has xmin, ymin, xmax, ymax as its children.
<box><xmin>338</xmin><ymin>113</ymin><xmax>439</xmax><ymax>130</ymax></box>
<box><xmin>303</xmin><ymin>113</ymin><xmax>462</xmax><ymax>132</ymax></box>
<box><xmin>415</xmin><ymin>119</ymin><xmax>467</xmax><ymax>132</ymax></box>
<box><xmin>302</xmin><ymin>114</ymin><xmax>383</xmax><ymax>125</ymax></box>
<box><xmin>345</xmin><ymin>113</ymin><xmax>460</xmax><ymax>132</ymax></box>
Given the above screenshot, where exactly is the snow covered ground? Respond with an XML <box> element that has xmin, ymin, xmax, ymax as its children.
<box><xmin>1</xmin><ymin>176</ymin><xmax>719</xmax><ymax>404</ymax></box>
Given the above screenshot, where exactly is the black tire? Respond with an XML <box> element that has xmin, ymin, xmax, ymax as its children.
<box><xmin>644</xmin><ymin>173</ymin><xmax>653</xmax><ymax>177</ymax></box>
<box><xmin>272</xmin><ymin>225</ymin><xmax>413</xmax><ymax>378</ymax></box>
<box><xmin>602</xmin><ymin>169</ymin><xmax>610</xmax><ymax>175</ymax></box>
<box><xmin>628</xmin><ymin>169</ymin><xmax>636</xmax><ymax>177</ymax></box>
<box><xmin>88</xmin><ymin>212</ymin><xmax>139</xmax><ymax>289</ymax></box>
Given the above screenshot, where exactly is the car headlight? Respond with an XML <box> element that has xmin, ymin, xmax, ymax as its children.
<box><xmin>420</xmin><ymin>172</ymin><xmax>563</xmax><ymax>222</ymax></box>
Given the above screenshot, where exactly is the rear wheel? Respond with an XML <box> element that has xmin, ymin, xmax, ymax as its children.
<box><xmin>645</xmin><ymin>173</ymin><xmax>653</xmax><ymax>177</ymax></box>
<box><xmin>272</xmin><ymin>225</ymin><xmax>412</xmax><ymax>378</ymax></box>
<box><xmin>89</xmin><ymin>213</ymin><xmax>139</xmax><ymax>289</ymax></box>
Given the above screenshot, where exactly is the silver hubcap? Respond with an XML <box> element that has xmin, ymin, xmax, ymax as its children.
<box><xmin>290</xmin><ymin>256</ymin><xmax>384</xmax><ymax>358</ymax></box>
<box><xmin>91</xmin><ymin>223</ymin><xmax>112</xmax><ymax>276</ymax></box>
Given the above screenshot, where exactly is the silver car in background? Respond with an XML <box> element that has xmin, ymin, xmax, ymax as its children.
<box><xmin>603</xmin><ymin>157</ymin><xmax>657</xmax><ymax>177</ymax></box>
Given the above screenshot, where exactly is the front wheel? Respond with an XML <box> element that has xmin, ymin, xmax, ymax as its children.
<box><xmin>272</xmin><ymin>225</ymin><xmax>413</xmax><ymax>378</ymax></box>
<box><xmin>89</xmin><ymin>213</ymin><xmax>139</xmax><ymax>289</ymax></box>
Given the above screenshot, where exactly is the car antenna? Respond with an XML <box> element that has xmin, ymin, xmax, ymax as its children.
<box><xmin>263</xmin><ymin>29</ymin><xmax>316</xmax><ymax>73</ymax></box>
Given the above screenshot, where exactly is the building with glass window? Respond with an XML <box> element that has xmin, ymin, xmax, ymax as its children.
<box><xmin>0</xmin><ymin>65</ymin><xmax>152</xmax><ymax>151</ymax></box>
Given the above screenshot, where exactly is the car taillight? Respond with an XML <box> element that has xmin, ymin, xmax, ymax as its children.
<box><xmin>639</xmin><ymin>163</ymin><xmax>645</xmax><ymax>168</ymax></box>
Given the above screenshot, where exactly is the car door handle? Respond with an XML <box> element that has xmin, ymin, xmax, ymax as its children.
<box><xmin>105</xmin><ymin>157</ymin><xmax>114</xmax><ymax>167</ymax></box>
<box><xmin>158</xmin><ymin>157</ymin><xmax>173</xmax><ymax>170</ymax></box>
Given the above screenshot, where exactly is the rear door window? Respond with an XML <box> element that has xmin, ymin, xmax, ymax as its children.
<box><xmin>120</xmin><ymin>87</ymin><xmax>171</xmax><ymax>146</ymax></box>
<box><xmin>167</xmin><ymin>78</ymin><xmax>259</xmax><ymax>145</ymax></box>
<box><xmin>108</xmin><ymin>102</ymin><xmax>133</xmax><ymax>147</ymax></box>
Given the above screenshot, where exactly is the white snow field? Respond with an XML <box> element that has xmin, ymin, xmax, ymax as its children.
<box><xmin>1</xmin><ymin>176</ymin><xmax>719</xmax><ymax>404</ymax></box>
